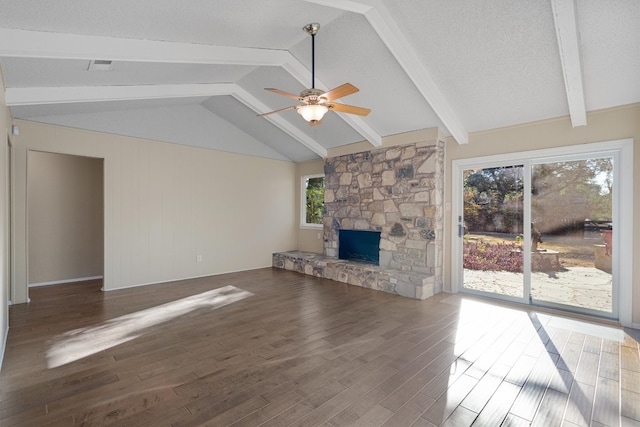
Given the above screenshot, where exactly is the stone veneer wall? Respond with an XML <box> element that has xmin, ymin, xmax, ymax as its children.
<box><xmin>323</xmin><ymin>140</ymin><xmax>444</xmax><ymax>293</ymax></box>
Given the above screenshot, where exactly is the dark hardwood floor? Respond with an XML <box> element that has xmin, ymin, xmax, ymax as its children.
<box><xmin>1</xmin><ymin>268</ymin><xmax>639</xmax><ymax>426</ymax></box>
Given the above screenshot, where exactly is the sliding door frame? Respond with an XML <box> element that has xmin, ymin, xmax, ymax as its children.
<box><xmin>451</xmin><ymin>139</ymin><xmax>633</xmax><ymax>325</ymax></box>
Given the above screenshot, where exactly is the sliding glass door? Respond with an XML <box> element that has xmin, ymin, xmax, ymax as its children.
<box><xmin>452</xmin><ymin>142</ymin><xmax>630</xmax><ymax>321</ymax></box>
<box><xmin>461</xmin><ymin>165</ymin><xmax>524</xmax><ymax>300</ymax></box>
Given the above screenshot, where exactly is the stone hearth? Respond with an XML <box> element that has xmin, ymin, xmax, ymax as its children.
<box><xmin>273</xmin><ymin>251</ymin><xmax>435</xmax><ymax>299</ymax></box>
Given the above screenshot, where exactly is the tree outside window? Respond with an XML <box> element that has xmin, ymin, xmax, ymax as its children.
<box><xmin>302</xmin><ymin>175</ymin><xmax>324</xmax><ymax>227</ymax></box>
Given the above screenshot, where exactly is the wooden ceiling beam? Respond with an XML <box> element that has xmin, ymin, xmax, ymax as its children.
<box><xmin>551</xmin><ymin>0</ymin><xmax>587</xmax><ymax>127</ymax></box>
<box><xmin>6</xmin><ymin>83</ymin><xmax>328</xmax><ymax>158</ymax></box>
<box><xmin>0</xmin><ymin>28</ymin><xmax>381</xmax><ymax>148</ymax></box>
<box><xmin>306</xmin><ymin>0</ymin><xmax>469</xmax><ymax>144</ymax></box>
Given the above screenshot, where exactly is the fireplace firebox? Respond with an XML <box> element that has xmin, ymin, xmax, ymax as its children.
<box><xmin>338</xmin><ymin>229</ymin><xmax>381</xmax><ymax>265</ymax></box>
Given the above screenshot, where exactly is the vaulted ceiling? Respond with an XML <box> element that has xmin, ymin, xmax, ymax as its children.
<box><xmin>1</xmin><ymin>0</ymin><xmax>638</xmax><ymax>162</ymax></box>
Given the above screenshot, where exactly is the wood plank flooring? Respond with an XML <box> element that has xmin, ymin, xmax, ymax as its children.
<box><xmin>1</xmin><ymin>268</ymin><xmax>639</xmax><ymax>426</ymax></box>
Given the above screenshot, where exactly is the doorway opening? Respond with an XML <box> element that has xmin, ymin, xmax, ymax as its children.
<box><xmin>27</xmin><ymin>151</ymin><xmax>104</xmax><ymax>299</ymax></box>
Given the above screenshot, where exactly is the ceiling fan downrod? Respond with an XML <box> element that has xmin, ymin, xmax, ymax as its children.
<box><xmin>303</xmin><ymin>23</ymin><xmax>320</xmax><ymax>89</ymax></box>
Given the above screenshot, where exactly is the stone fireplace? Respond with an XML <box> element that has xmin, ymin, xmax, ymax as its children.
<box><xmin>323</xmin><ymin>140</ymin><xmax>444</xmax><ymax>291</ymax></box>
<box><xmin>274</xmin><ymin>134</ymin><xmax>444</xmax><ymax>299</ymax></box>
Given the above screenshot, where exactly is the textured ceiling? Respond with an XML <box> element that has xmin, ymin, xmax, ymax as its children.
<box><xmin>0</xmin><ymin>0</ymin><xmax>345</xmax><ymax>48</ymax></box>
<box><xmin>386</xmin><ymin>0</ymin><xmax>568</xmax><ymax>131</ymax></box>
<box><xmin>1</xmin><ymin>0</ymin><xmax>638</xmax><ymax>162</ymax></box>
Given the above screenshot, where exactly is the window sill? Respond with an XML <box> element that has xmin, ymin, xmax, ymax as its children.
<box><xmin>300</xmin><ymin>224</ymin><xmax>323</xmax><ymax>230</ymax></box>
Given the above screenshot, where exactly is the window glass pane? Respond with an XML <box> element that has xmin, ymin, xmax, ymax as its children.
<box><xmin>530</xmin><ymin>157</ymin><xmax>614</xmax><ymax>314</ymax></box>
<box><xmin>462</xmin><ymin>165</ymin><xmax>524</xmax><ymax>298</ymax></box>
<box><xmin>305</xmin><ymin>176</ymin><xmax>324</xmax><ymax>225</ymax></box>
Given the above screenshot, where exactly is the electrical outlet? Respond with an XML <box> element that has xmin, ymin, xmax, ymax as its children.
<box><xmin>196</xmin><ymin>255</ymin><xmax>202</xmax><ymax>263</ymax></box>
<box><xmin>317</xmin><ymin>232</ymin><xmax>322</xmax><ymax>240</ymax></box>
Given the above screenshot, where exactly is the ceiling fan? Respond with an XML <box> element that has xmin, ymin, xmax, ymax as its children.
<box><xmin>259</xmin><ymin>22</ymin><xmax>371</xmax><ymax>126</ymax></box>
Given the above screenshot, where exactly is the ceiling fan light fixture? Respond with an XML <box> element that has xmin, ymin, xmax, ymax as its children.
<box><xmin>297</xmin><ymin>104</ymin><xmax>329</xmax><ymax>122</ymax></box>
<box><xmin>259</xmin><ymin>23</ymin><xmax>370</xmax><ymax>123</ymax></box>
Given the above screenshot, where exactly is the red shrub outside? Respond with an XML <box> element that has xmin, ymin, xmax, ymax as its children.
<box><xmin>463</xmin><ymin>241</ymin><xmax>523</xmax><ymax>272</ymax></box>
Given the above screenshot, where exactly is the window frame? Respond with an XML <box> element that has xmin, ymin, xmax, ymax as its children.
<box><xmin>300</xmin><ymin>173</ymin><xmax>325</xmax><ymax>229</ymax></box>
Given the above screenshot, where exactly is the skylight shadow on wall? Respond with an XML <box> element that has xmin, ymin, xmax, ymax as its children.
<box><xmin>46</xmin><ymin>285</ymin><xmax>253</xmax><ymax>368</ymax></box>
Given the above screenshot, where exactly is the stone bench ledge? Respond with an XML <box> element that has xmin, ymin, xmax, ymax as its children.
<box><xmin>273</xmin><ymin>251</ymin><xmax>434</xmax><ymax>300</ymax></box>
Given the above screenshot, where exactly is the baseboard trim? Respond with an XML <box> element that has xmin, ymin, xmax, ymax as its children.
<box><xmin>29</xmin><ymin>276</ymin><xmax>103</xmax><ymax>288</ymax></box>
<box><xmin>625</xmin><ymin>322</ymin><xmax>640</xmax><ymax>331</ymax></box>
<box><xmin>101</xmin><ymin>266</ymin><xmax>271</xmax><ymax>292</ymax></box>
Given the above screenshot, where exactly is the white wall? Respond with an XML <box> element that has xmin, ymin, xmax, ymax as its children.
<box><xmin>11</xmin><ymin>120</ymin><xmax>297</xmax><ymax>303</ymax></box>
<box><xmin>28</xmin><ymin>152</ymin><xmax>104</xmax><ymax>285</ymax></box>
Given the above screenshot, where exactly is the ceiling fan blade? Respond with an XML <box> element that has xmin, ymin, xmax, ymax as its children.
<box><xmin>322</xmin><ymin>83</ymin><xmax>359</xmax><ymax>101</ymax></box>
<box><xmin>265</xmin><ymin>88</ymin><xmax>301</xmax><ymax>101</ymax></box>
<box><xmin>328</xmin><ymin>102</ymin><xmax>371</xmax><ymax>116</ymax></box>
<box><xmin>258</xmin><ymin>105</ymin><xmax>296</xmax><ymax>117</ymax></box>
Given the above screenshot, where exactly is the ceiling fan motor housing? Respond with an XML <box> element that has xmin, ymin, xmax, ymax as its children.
<box><xmin>300</xmin><ymin>88</ymin><xmax>326</xmax><ymax>104</ymax></box>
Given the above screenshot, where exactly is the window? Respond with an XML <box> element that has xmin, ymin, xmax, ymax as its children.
<box><xmin>301</xmin><ymin>174</ymin><xmax>324</xmax><ymax>228</ymax></box>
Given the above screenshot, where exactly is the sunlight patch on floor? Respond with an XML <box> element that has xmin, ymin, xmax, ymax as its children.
<box><xmin>546</xmin><ymin>315</ymin><xmax>623</xmax><ymax>342</ymax></box>
<box><xmin>452</xmin><ymin>298</ymin><xmax>533</xmax><ymax>358</ymax></box>
<box><xmin>46</xmin><ymin>285</ymin><xmax>253</xmax><ymax>368</ymax></box>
